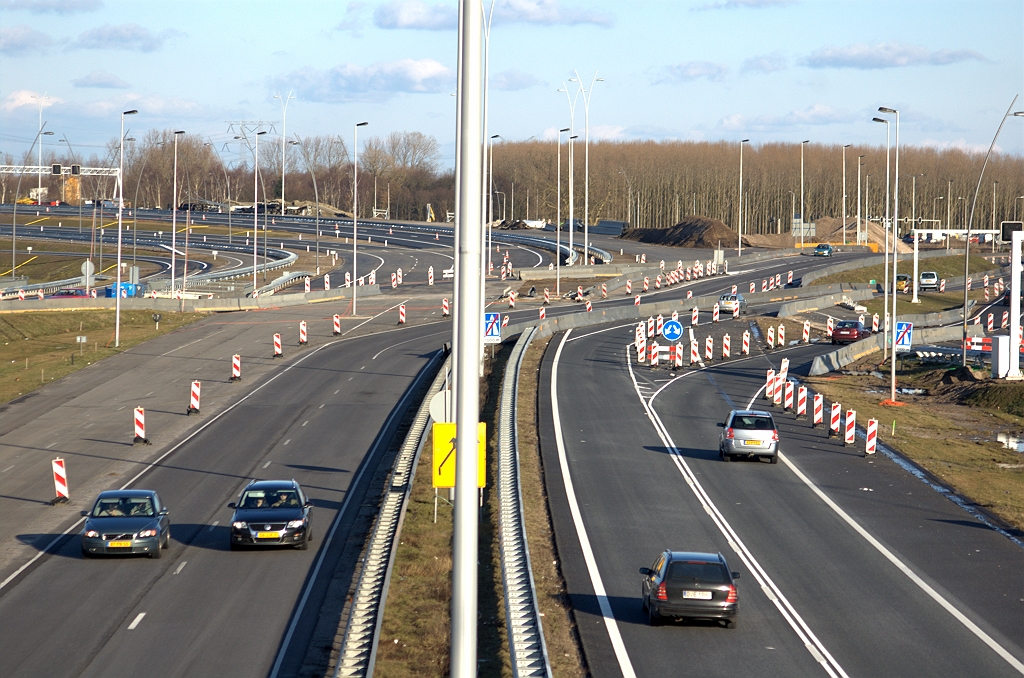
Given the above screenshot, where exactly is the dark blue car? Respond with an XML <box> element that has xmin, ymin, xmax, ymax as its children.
<box><xmin>81</xmin><ymin>490</ymin><xmax>170</xmax><ymax>558</ymax></box>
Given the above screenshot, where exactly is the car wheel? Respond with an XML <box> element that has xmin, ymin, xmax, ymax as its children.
<box><xmin>298</xmin><ymin>534</ymin><xmax>309</xmax><ymax>551</ymax></box>
<box><xmin>81</xmin><ymin>546</ymin><xmax>92</xmax><ymax>559</ymax></box>
<box><xmin>769</xmin><ymin>455</ymin><xmax>778</xmax><ymax>465</ymax></box>
<box><xmin>722</xmin><ymin>450</ymin><xmax>730</xmax><ymax>462</ymax></box>
<box><xmin>641</xmin><ymin>595</ymin><xmax>649</xmax><ymax>613</ymax></box>
<box><xmin>725</xmin><ymin>618</ymin><xmax>738</xmax><ymax>629</ymax></box>
<box><xmin>149</xmin><ymin>544</ymin><xmax>161</xmax><ymax>559</ymax></box>
<box><xmin>229</xmin><ymin>541</ymin><xmax>240</xmax><ymax>551</ymax></box>
<box><xmin>648</xmin><ymin>605</ymin><xmax>662</xmax><ymax>626</ymax></box>
<box><xmin>162</xmin><ymin>531</ymin><xmax>169</xmax><ymax>549</ymax></box>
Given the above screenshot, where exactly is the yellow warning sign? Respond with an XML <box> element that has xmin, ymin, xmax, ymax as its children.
<box><xmin>431</xmin><ymin>422</ymin><xmax>486</xmax><ymax>489</ymax></box>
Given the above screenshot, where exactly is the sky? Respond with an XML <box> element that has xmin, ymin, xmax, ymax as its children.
<box><xmin>1</xmin><ymin>0</ymin><xmax>1023</xmax><ymax>166</ymax></box>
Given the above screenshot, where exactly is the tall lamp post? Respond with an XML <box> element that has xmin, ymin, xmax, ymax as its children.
<box><xmin>32</xmin><ymin>92</ymin><xmax>49</xmax><ymax>205</ymax></box>
<box><xmin>115</xmin><ymin>109</ymin><xmax>138</xmax><ymax>347</ymax></box>
<box><xmin>488</xmin><ymin>134</ymin><xmax>499</xmax><ymax>274</ymax></box>
<box><xmin>857</xmin><ymin>155</ymin><xmax>865</xmax><ymax>246</ymax></box>
<box><xmin>275</xmin><ymin>91</ymin><xmax>295</xmax><ymax>220</ymax></box>
<box><xmin>571</xmin><ymin>70</ymin><xmax>603</xmax><ymax>263</ymax></box>
<box><xmin>799</xmin><ymin>140</ymin><xmax>809</xmax><ymax>248</ymax></box>
<box><xmin>171</xmin><ymin>130</ymin><xmax>185</xmax><ymax>293</ymax></box>
<box><xmin>291</xmin><ymin>137</ymin><xmax>321</xmax><ymax>273</ymax></box>
<box><xmin>558</xmin><ymin>82</ymin><xmax>582</xmax><ymax>261</ymax></box>
<box><xmin>556</xmin><ymin>127</ymin><xmax>569</xmax><ymax>295</ymax></box>
<box><xmin>206</xmin><ymin>139</ymin><xmax>232</xmax><ymax>245</ymax></box>
<box><xmin>352</xmin><ymin>121</ymin><xmax>368</xmax><ymax>314</ymax></box>
<box><xmin>252</xmin><ymin>130</ymin><xmax>267</xmax><ymax>292</ymax></box>
<box><xmin>738</xmin><ymin>139</ymin><xmax>748</xmax><ymax>254</ymax></box>
<box><xmin>872</xmin><ymin>116</ymin><xmax>891</xmax><ymax>361</ymax></box>
<box><xmin>842</xmin><ymin>144</ymin><xmax>851</xmax><ymax>245</ymax></box>
<box><xmin>878</xmin><ymin>106</ymin><xmax>900</xmax><ymax>402</ymax></box>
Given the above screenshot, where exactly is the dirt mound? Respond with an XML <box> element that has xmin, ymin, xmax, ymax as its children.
<box><xmin>621</xmin><ymin>216</ymin><xmax>737</xmax><ymax>249</ymax></box>
<box><xmin>743</xmin><ymin>232</ymin><xmax>795</xmax><ymax>249</ymax></box>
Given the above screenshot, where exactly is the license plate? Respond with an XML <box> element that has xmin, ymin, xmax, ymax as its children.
<box><xmin>257</xmin><ymin>532</ymin><xmax>280</xmax><ymax>539</ymax></box>
<box><xmin>108</xmin><ymin>540</ymin><xmax>132</xmax><ymax>548</ymax></box>
<box><xmin>743</xmin><ymin>440</ymin><xmax>762</xmax><ymax>446</ymax></box>
<box><xmin>683</xmin><ymin>590</ymin><xmax>713</xmax><ymax>600</ymax></box>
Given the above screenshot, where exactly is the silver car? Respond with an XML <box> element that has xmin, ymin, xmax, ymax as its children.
<box><xmin>718</xmin><ymin>294</ymin><xmax>747</xmax><ymax>315</ymax></box>
<box><xmin>718</xmin><ymin>410</ymin><xmax>778</xmax><ymax>463</ymax></box>
<box><xmin>919</xmin><ymin>271</ymin><xmax>938</xmax><ymax>291</ymax></box>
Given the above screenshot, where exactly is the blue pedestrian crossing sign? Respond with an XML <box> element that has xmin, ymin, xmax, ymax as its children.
<box><xmin>662</xmin><ymin>319</ymin><xmax>684</xmax><ymax>342</ymax></box>
<box><xmin>894</xmin><ymin>321</ymin><xmax>913</xmax><ymax>352</ymax></box>
<box><xmin>484</xmin><ymin>313</ymin><xmax>502</xmax><ymax>345</ymax></box>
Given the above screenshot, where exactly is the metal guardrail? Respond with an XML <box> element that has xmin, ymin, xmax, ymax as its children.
<box><xmin>252</xmin><ymin>271</ymin><xmax>312</xmax><ymax>297</ymax></box>
<box><xmin>497</xmin><ymin>327</ymin><xmax>551</xmax><ymax>677</ymax></box>
<box><xmin>334</xmin><ymin>354</ymin><xmax>449</xmax><ymax>678</ymax></box>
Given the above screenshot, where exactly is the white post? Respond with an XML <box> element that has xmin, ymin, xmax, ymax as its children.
<box><xmin>842</xmin><ymin>144</ymin><xmax>849</xmax><ymax>246</ymax></box>
<box><xmin>115</xmin><ymin>109</ymin><xmax>137</xmax><ymax>346</ymax></box>
<box><xmin>451</xmin><ymin>0</ymin><xmax>483</xmax><ymax>672</ymax></box>
<box><xmin>353</xmin><ymin>121</ymin><xmax>368</xmax><ymax>314</ymax></box>
<box><xmin>912</xmin><ymin>229</ymin><xmax>920</xmax><ymax>303</ymax></box>
<box><xmin>889</xmin><ymin>109</ymin><xmax>900</xmax><ymax>402</ymax></box>
<box><xmin>172</xmin><ymin>131</ymin><xmax>181</xmax><ymax>292</ymax></box>
<box><xmin>1009</xmin><ymin>230</ymin><xmax>1023</xmax><ymax>378</ymax></box>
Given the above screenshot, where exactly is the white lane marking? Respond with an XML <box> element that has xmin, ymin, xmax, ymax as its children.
<box><xmin>174</xmin><ymin>562</ymin><xmax>187</xmax><ymax>575</ymax></box>
<box><xmin>341</xmin><ymin>298</ymin><xmax>411</xmax><ymax>336</ymax></box>
<box><xmin>127</xmin><ymin>613</ymin><xmax>146</xmax><ymax>630</ymax></box>
<box><xmin>629</xmin><ymin>348</ymin><xmax>846</xmax><ymax>678</ymax></box>
<box><xmin>208</xmin><ymin>521</ymin><xmax>219</xmax><ymax>531</ymax></box>
<box><xmin>373</xmin><ymin>332</ymin><xmax>430</xmax><ymax>360</ymax></box>
<box><xmin>2</xmin><ymin>465</ymin><xmax>14</xmax><ymax>473</ymax></box>
<box><xmin>158</xmin><ymin>329</ymin><xmax>226</xmax><ymax>357</ymax></box>
<box><xmin>263</xmin><ymin>460</ymin><xmax>272</xmax><ymax>469</ymax></box>
<box><xmin>566</xmin><ymin>323</ymin><xmax>638</xmax><ymax>342</ymax></box>
<box><xmin>551</xmin><ymin>330</ymin><xmax>637</xmax><ymax>678</ymax></box>
<box><xmin>45</xmin><ymin>442</ymin><xmax>57</xmax><ymax>449</ymax></box>
<box><xmin>301</xmin><ymin>421</ymin><xmax>308</xmax><ymax>427</ymax></box>
<box><xmin>779</xmin><ymin>453</ymin><xmax>1024</xmax><ymax>674</ymax></box>
<box><xmin>283</xmin><ymin>439</ymin><xmax>291</xmax><ymax>446</ymax></box>
<box><xmin>319</xmin><ymin>404</ymin><xmax>324</xmax><ymax>409</ymax></box>
<box><xmin>334</xmin><ymin>390</ymin><xmax>340</xmax><ymax>394</ymax></box>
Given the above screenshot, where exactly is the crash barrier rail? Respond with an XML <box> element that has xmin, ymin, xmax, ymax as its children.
<box><xmin>808</xmin><ymin>323</ymin><xmax>985</xmax><ymax>376</ymax></box>
<box><xmin>497</xmin><ymin>327</ymin><xmax>552</xmax><ymax>677</ymax></box>
<box><xmin>252</xmin><ymin>270</ymin><xmax>313</xmax><ymax>298</ymax></box>
<box><xmin>334</xmin><ymin>352</ymin><xmax>449</xmax><ymax>678</ymax></box>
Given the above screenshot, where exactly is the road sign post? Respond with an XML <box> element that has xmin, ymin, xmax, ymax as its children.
<box><xmin>661</xmin><ymin>319</ymin><xmax>683</xmax><ymax>343</ymax></box>
<box><xmin>483</xmin><ymin>313</ymin><xmax>501</xmax><ymax>345</ymax></box>
<box><xmin>894</xmin><ymin>321</ymin><xmax>913</xmax><ymax>353</ymax></box>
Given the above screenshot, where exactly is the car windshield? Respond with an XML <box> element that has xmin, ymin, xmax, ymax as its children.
<box><xmin>92</xmin><ymin>496</ymin><xmax>154</xmax><ymax>517</ymax></box>
<box><xmin>816</xmin><ymin>245</ymin><xmax>828</xmax><ymax>250</ymax></box>
<box><xmin>668</xmin><ymin>561</ymin><xmax>729</xmax><ymax>584</ymax></box>
<box><xmin>837</xmin><ymin>321</ymin><xmax>859</xmax><ymax>329</ymax></box>
<box><xmin>240</xmin><ymin>489</ymin><xmax>301</xmax><ymax>509</ymax></box>
<box><xmin>720</xmin><ymin>295</ymin><xmax>735</xmax><ymax>302</ymax></box>
<box><xmin>922</xmin><ymin>273</ymin><xmax>936</xmax><ymax>279</ymax></box>
<box><xmin>731</xmin><ymin>415</ymin><xmax>773</xmax><ymax>430</ymax></box>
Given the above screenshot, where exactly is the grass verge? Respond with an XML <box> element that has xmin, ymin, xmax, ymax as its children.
<box><xmin>0</xmin><ymin>309</ymin><xmax>205</xmax><ymax>404</ymax></box>
<box><xmin>812</xmin><ymin>254</ymin><xmax>993</xmax><ymax>287</ymax></box>
<box><xmin>806</xmin><ymin>361</ymin><xmax>1024</xmax><ymax>531</ymax></box>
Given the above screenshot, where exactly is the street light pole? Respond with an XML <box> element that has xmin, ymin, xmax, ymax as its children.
<box><xmin>33</xmin><ymin>92</ymin><xmax>49</xmax><ymax>205</ymax></box>
<box><xmin>559</xmin><ymin>83</ymin><xmax>581</xmax><ymax>262</ymax></box>
<box><xmin>738</xmin><ymin>139</ymin><xmax>748</xmax><ymax>255</ymax></box>
<box><xmin>171</xmin><ymin>130</ymin><xmax>185</xmax><ymax>293</ymax></box>
<box><xmin>800</xmin><ymin>140</ymin><xmax>809</xmax><ymax>248</ymax></box>
<box><xmin>879</xmin><ymin>106</ymin><xmax>900</xmax><ymax>401</ymax></box>
<box><xmin>572</xmin><ymin>70</ymin><xmax>603</xmax><ymax>264</ymax></box>
<box><xmin>556</xmin><ymin>127</ymin><xmax>569</xmax><ymax>296</ymax></box>
<box><xmin>275</xmin><ymin>91</ymin><xmax>295</xmax><ymax>220</ymax></box>
<box><xmin>352</xmin><ymin>121</ymin><xmax>368</xmax><ymax>314</ymax></box>
<box><xmin>252</xmin><ymin>130</ymin><xmax>267</xmax><ymax>293</ymax></box>
<box><xmin>115</xmin><ymin>109</ymin><xmax>138</xmax><ymax>348</ymax></box>
<box><xmin>857</xmin><ymin>156</ymin><xmax>864</xmax><ymax>246</ymax></box>
<box><xmin>488</xmin><ymin>134</ymin><xmax>499</xmax><ymax>274</ymax></box>
<box><xmin>842</xmin><ymin>145</ymin><xmax>851</xmax><ymax>246</ymax></box>
<box><xmin>873</xmin><ymin>117</ymin><xmax>891</xmax><ymax>360</ymax></box>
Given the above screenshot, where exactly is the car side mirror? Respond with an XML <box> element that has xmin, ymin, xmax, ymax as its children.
<box><xmin>80</xmin><ymin>510</ymin><xmax>89</xmax><ymax>517</ymax></box>
<box><xmin>639</xmin><ymin>567</ymin><xmax>651</xmax><ymax>576</ymax></box>
<box><xmin>304</xmin><ymin>501</ymin><xmax>313</xmax><ymax>508</ymax></box>
<box><xmin>227</xmin><ymin>502</ymin><xmax>236</xmax><ymax>509</ymax></box>
<box><xmin>159</xmin><ymin>509</ymin><xmax>169</xmax><ymax>516</ymax></box>
<box><xmin>732</xmin><ymin>572</ymin><xmax>741</xmax><ymax>579</ymax></box>
<box><xmin>717</xmin><ymin>422</ymin><xmax>725</xmax><ymax>427</ymax></box>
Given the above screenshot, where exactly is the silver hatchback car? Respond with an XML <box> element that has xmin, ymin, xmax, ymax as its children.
<box><xmin>718</xmin><ymin>410</ymin><xmax>778</xmax><ymax>463</ymax></box>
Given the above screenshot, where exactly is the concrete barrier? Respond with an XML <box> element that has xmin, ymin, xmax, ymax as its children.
<box><xmin>808</xmin><ymin>323</ymin><xmax>985</xmax><ymax>375</ymax></box>
<box><xmin>777</xmin><ymin>289</ymin><xmax>875</xmax><ymax>317</ymax></box>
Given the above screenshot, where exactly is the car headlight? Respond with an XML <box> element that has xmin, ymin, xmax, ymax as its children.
<box><xmin>232</xmin><ymin>521</ymin><xmax>247</xmax><ymax>529</ymax></box>
<box><xmin>287</xmin><ymin>519</ymin><xmax>306</xmax><ymax>529</ymax></box>
<box><xmin>137</xmin><ymin>529</ymin><xmax>158</xmax><ymax>538</ymax></box>
<box><xmin>85</xmin><ymin>530</ymin><xmax>99</xmax><ymax>538</ymax></box>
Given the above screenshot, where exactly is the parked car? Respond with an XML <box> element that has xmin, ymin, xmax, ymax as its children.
<box><xmin>81</xmin><ymin>490</ymin><xmax>170</xmax><ymax>558</ymax></box>
<box><xmin>832</xmin><ymin>320</ymin><xmax>871</xmax><ymax>344</ymax></box>
<box><xmin>717</xmin><ymin>293</ymin><xmax>747</xmax><ymax>315</ymax></box>
<box><xmin>228</xmin><ymin>479</ymin><xmax>313</xmax><ymax>550</ymax></box>
<box><xmin>894</xmin><ymin>273</ymin><xmax>911</xmax><ymax>293</ymax></box>
<box><xmin>640</xmin><ymin>550</ymin><xmax>740</xmax><ymax>627</ymax></box>
<box><xmin>813</xmin><ymin>243</ymin><xmax>834</xmax><ymax>257</ymax></box>
<box><xmin>919</xmin><ymin>271</ymin><xmax>939</xmax><ymax>291</ymax></box>
<box><xmin>718</xmin><ymin>409</ymin><xmax>778</xmax><ymax>463</ymax></box>
<box><xmin>50</xmin><ymin>288</ymin><xmax>90</xmax><ymax>298</ymax></box>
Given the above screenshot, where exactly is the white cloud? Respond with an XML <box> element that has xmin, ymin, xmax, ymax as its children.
<box><xmin>71</xmin><ymin>24</ymin><xmax>180</xmax><ymax>52</ymax></box>
<box><xmin>72</xmin><ymin>70</ymin><xmax>130</xmax><ymax>89</ymax></box>
<box><xmin>335</xmin><ymin>2</ymin><xmax>367</xmax><ymax>33</ymax></box>
<box><xmin>373</xmin><ymin>0</ymin><xmax>611</xmax><ymax>29</ymax></box>
<box><xmin>374</xmin><ymin>1</ymin><xmax>455</xmax><ymax>29</ymax></box>
<box><xmin>718</xmin><ymin>104</ymin><xmax>854</xmax><ymax>132</ymax></box>
<box><xmin>1</xmin><ymin>89</ymin><xmax>62</xmax><ymax>112</ymax></box>
<box><xmin>742</xmin><ymin>52</ymin><xmax>786</xmax><ymax>73</ymax></box>
<box><xmin>804</xmin><ymin>42</ymin><xmax>984</xmax><ymax>70</ymax></box>
<box><xmin>692</xmin><ymin>0</ymin><xmax>794</xmax><ymax>9</ymax></box>
<box><xmin>279</xmin><ymin>58</ymin><xmax>453</xmax><ymax>102</ymax></box>
<box><xmin>492</xmin><ymin>70</ymin><xmax>538</xmax><ymax>91</ymax></box>
<box><xmin>660</xmin><ymin>61</ymin><xmax>729</xmax><ymax>83</ymax></box>
<box><xmin>0</xmin><ymin>25</ymin><xmax>52</xmax><ymax>55</ymax></box>
<box><xmin>0</xmin><ymin>0</ymin><xmax>101</xmax><ymax>13</ymax></box>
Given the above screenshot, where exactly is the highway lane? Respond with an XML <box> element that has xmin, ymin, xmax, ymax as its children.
<box><xmin>0</xmin><ymin>314</ymin><xmax>451</xmax><ymax>678</ymax></box>
<box><xmin>539</xmin><ymin>321</ymin><xmax>1024</xmax><ymax>677</ymax></box>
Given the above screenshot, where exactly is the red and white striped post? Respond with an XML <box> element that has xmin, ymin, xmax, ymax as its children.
<box><xmin>787</xmin><ymin>270</ymin><xmax>793</xmax><ymax>285</ymax></box>
<box><xmin>37</xmin><ymin>289</ymin><xmax>44</xmax><ymax>300</ymax></box>
<box><xmin>829</xmin><ymin>402</ymin><xmax>841</xmax><ymax>437</ymax></box>
<box><xmin>626</xmin><ymin>280</ymin><xmax>632</xmax><ymax>295</ymax></box>
<box><xmin>509</xmin><ymin>291</ymin><xmax>516</xmax><ymax>308</ymax></box>
<box><xmin>634</xmin><ymin>295</ymin><xmax>641</xmax><ymax>306</ymax></box>
<box><xmin>722</xmin><ymin>333</ymin><xmax>730</xmax><ymax>359</ymax></box>
<box><xmin>967</xmin><ymin>277</ymin><xmax>972</xmax><ymax>291</ymax></box>
<box><xmin>333</xmin><ymin>314</ymin><xmax>341</xmax><ymax>335</ymax></box>
<box><xmin>345</xmin><ymin>271</ymin><xmax>351</xmax><ymax>287</ymax></box>
<box><xmin>802</xmin><ymin>320</ymin><xmax>810</xmax><ymax>343</ymax></box>
<box><xmin>273</xmin><ymin>333</ymin><xmax>283</xmax><ymax>358</ymax></box>
<box><xmin>813</xmin><ymin>394</ymin><xmax>823</xmax><ymax>427</ymax></box>
<box><xmin>872</xmin><ymin>314</ymin><xmax>879</xmax><ymax>333</ymax></box>
<box><xmin>637</xmin><ymin>340</ymin><xmax>646</xmax><ymax>363</ymax></box>
<box><xmin>713</xmin><ymin>302</ymin><xmax>720</xmax><ymax>323</ymax></box>
<box><xmin>690</xmin><ymin>339</ymin><xmax>700</xmax><ymax>365</ymax></box>
<box><xmin>299</xmin><ymin>321</ymin><xmax>308</xmax><ymax>345</ymax></box>
<box><xmin>649</xmin><ymin>342</ymin><xmax>660</xmax><ymax>367</ymax></box>
<box><xmin>673</xmin><ymin>343</ymin><xmax>684</xmax><ymax>368</ymax></box>
<box><xmin>672</xmin><ymin>311</ymin><xmax>679</xmax><ymax>322</ymax></box>
<box><xmin>796</xmin><ymin>386</ymin><xmax>807</xmax><ymax>418</ymax></box>
<box><xmin>601</xmin><ymin>283</ymin><xmax>607</xmax><ymax>298</ymax></box>
<box><xmin>398</xmin><ymin>304</ymin><xmax>406</xmax><ymax>324</ymax></box>
<box><xmin>655</xmin><ymin>275</ymin><xmax>662</xmax><ymax>289</ymax></box>
<box><xmin>656</xmin><ymin>315</ymin><xmax>665</xmax><ymax>335</ymax></box>
<box><xmin>705</xmin><ymin>336</ymin><xmax>713</xmax><ymax>361</ymax></box>
<box><xmin>865</xmin><ymin>418</ymin><xmax>878</xmax><ymax>456</ymax></box>
<box><xmin>777</xmin><ymin>324</ymin><xmax>785</xmax><ymax>345</ymax></box>
<box><xmin>761</xmin><ymin>279</ymin><xmax>767</xmax><ymax>292</ymax></box>
<box><xmin>1003</xmin><ymin>311</ymin><xmax>1009</xmax><ymax>328</ymax></box>
<box><xmin>647</xmin><ymin>317</ymin><xmax>656</xmax><ymax>338</ymax></box>
<box><xmin>428</xmin><ymin>266</ymin><xmax>434</xmax><ymax>285</ymax></box>
<box><xmin>773</xmin><ymin>374</ymin><xmax>783</xmax><ymax>405</ymax></box>
<box><xmin>397</xmin><ymin>268</ymin><xmax>403</xmax><ymax>285</ymax></box>
<box><xmin>643</xmin><ymin>277</ymin><xmax>650</xmax><ymax>292</ymax></box>
<box><xmin>586</xmin><ymin>300</ymin><xmax>593</xmax><ymax>312</ymax></box>
<box><xmin>304</xmin><ymin>276</ymin><xmax>311</xmax><ymax>293</ymax></box>
<box><xmin>231</xmin><ymin>354</ymin><xmax>241</xmax><ymax>381</ymax></box>
<box><xmin>988</xmin><ymin>313</ymin><xmax>994</xmax><ymax>332</ymax></box>
<box><xmin>187</xmin><ymin>381</ymin><xmax>200</xmax><ymax>415</ymax></box>
<box><xmin>133</xmin><ymin>407</ymin><xmax>149</xmax><ymax>444</ymax></box>
<box><xmin>692</xmin><ymin>307</ymin><xmax>699</xmax><ymax>326</ymax></box>
<box><xmin>732</xmin><ymin>284</ymin><xmax>738</xmax><ymax>294</ymax></box>
<box><xmin>775</xmin><ymin>273</ymin><xmax>782</xmax><ymax>288</ymax></box>
<box><xmin>391</xmin><ymin>273</ymin><xmax>398</xmax><ymax>289</ymax></box>
<box><xmin>844</xmin><ymin>410</ymin><xmax>856</xmax><ymax>446</ymax></box>
<box><xmin>765</xmin><ymin>369</ymin><xmax>775</xmax><ymax>400</ymax></box>
<box><xmin>742</xmin><ymin>330</ymin><xmax>750</xmax><ymax>355</ymax></box>
<box><xmin>577</xmin><ymin>286</ymin><xmax>584</xmax><ymax>301</ymax></box>
<box><xmin>826</xmin><ymin>317</ymin><xmax>835</xmax><ymax>337</ymax></box>
<box><xmin>544</xmin><ymin>288</ymin><xmax>550</xmax><ymax>305</ymax></box>
<box><xmin>940</xmin><ymin>278</ymin><xmax>946</xmax><ymax>293</ymax></box>
<box><xmin>539</xmin><ymin>307</ymin><xmax>546</xmax><ymax>320</ymax></box>
<box><xmin>767</xmin><ymin>325</ymin><xmax>775</xmax><ymax>349</ymax></box>
<box><xmin>985</xmin><ymin>287</ymin><xmax>990</xmax><ymax>302</ymax></box>
<box><xmin>784</xmin><ymin>381</ymin><xmax>794</xmax><ymax>411</ymax></box>
<box><xmin>324</xmin><ymin>273</ymin><xmax>331</xmax><ymax>290</ymax></box>
<box><xmin>17</xmin><ymin>289</ymin><xmax>25</xmax><ymax>300</ymax></box>
<box><xmin>686</xmin><ymin>290</ymin><xmax>692</xmax><ymax>299</ymax></box>
<box><xmin>443</xmin><ymin>298</ymin><xmax>450</xmax><ymax>317</ymax></box>
<box><xmin>985</xmin><ymin>274</ymin><xmax>990</xmax><ymax>288</ymax></box>
<box><xmin>733</xmin><ymin>303</ymin><xmax>740</xmax><ymax>319</ymax></box>
<box><xmin>749</xmin><ymin>282</ymin><xmax>755</xmax><ymax>294</ymax></box>
<box><xmin>52</xmin><ymin>458</ymin><xmax>69</xmax><ymax>503</ymax></box>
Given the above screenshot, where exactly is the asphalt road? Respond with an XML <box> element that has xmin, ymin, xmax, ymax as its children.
<box><xmin>538</xmin><ymin>315</ymin><xmax>1024</xmax><ymax>676</ymax></box>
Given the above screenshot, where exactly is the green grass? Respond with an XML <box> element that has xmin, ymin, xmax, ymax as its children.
<box><xmin>862</xmin><ymin>290</ymin><xmax>990</xmax><ymax>317</ymax></box>
<box><xmin>813</xmin><ymin>254</ymin><xmax>994</xmax><ymax>287</ymax></box>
